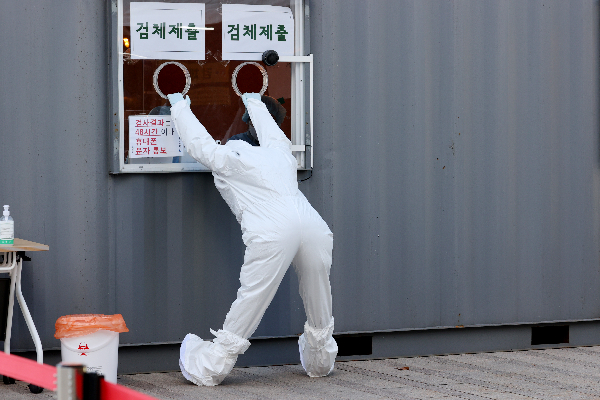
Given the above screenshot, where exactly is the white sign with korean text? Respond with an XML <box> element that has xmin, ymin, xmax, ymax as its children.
<box><xmin>222</xmin><ymin>4</ymin><xmax>294</xmax><ymax>61</ymax></box>
<box><xmin>130</xmin><ymin>2</ymin><xmax>206</xmax><ymax>60</ymax></box>
<box><xmin>129</xmin><ymin>116</ymin><xmax>182</xmax><ymax>158</ymax></box>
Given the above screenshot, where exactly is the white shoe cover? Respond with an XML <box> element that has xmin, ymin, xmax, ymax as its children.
<box><xmin>179</xmin><ymin>334</ymin><xmax>194</xmax><ymax>382</ymax></box>
<box><xmin>179</xmin><ymin>330</ymin><xmax>250</xmax><ymax>386</ymax></box>
<box><xmin>298</xmin><ymin>318</ymin><xmax>337</xmax><ymax>377</ymax></box>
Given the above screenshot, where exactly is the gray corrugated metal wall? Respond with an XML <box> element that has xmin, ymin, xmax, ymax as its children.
<box><xmin>1</xmin><ymin>0</ymin><xmax>599</xmax><ymax>362</ymax></box>
<box><xmin>315</xmin><ymin>0</ymin><xmax>600</xmax><ymax>332</ymax></box>
<box><xmin>0</xmin><ymin>0</ymin><xmax>112</xmax><ymax>347</ymax></box>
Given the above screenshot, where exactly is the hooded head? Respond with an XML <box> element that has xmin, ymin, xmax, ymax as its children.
<box><xmin>243</xmin><ymin>96</ymin><xmax>286</xmax><ymax>144</ymax></box>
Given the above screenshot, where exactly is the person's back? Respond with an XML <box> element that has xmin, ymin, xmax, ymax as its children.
<box><xmin>212</xmin><ymin>139</ymin><xmax>299</xmax><ymax>223</ymax></box>
<box><xmin>172</xmin><ymin>94</ymin><xmax>298</xmax><ymax>221</ymax></box>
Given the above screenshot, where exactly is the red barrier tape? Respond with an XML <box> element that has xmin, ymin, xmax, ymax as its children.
<box><xmin>101</xmin><ymin>380</ymin><xmax>160</xmax><ymax>400</ymax></box>
<box><xmin>0</xmin><ymin>351</ymin><xmax>57</xmax><ymax>390</ymax></box>
<box><xmin>0</xmin><ymin>351</ymin><xmax>159</xmax><ymax>400</ymax></box>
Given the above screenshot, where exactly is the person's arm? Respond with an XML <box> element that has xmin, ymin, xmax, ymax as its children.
<box><xmin>243</xmin><ymin>94</ymin><xmax>292</xmax><ymax>151</ymax></box>
<box><xmin>169</xmin><ymin>96</ymin><xmax>236</xmax><ymax>173</ymax></box>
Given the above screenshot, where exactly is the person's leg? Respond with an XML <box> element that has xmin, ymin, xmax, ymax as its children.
<box><xmin>180</xmin><ymin>229</ymin><xmax>299</xmax><ymax>386</ymax></box>
<box><xmin>293</xmin><ymin>205</ymin><xmax>337</xmax><ymax>377</ymax></box>
<box><xmin>294</xmin><ymin>231</ymin><xmax>334</xmax><ymax>329</ymax></box>
<box><xmin>222</xmin><ymin>234</ymin><xmax>298</xmax><ymax>338</ymax></box>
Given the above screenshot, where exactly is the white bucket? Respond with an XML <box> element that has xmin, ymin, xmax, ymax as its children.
<box><xmin>60</xmin><ymin>329</ymin><xmax>120</xmax><ymax>383</ymax></box>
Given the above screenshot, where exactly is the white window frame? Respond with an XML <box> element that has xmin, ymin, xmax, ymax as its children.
<box><xmin>110</xmin><ymin>0</ymin><xmax>312</xmax><ymax>173</ymax></box>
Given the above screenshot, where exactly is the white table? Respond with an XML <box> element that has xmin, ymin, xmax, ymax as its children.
<box><xmin>1</xmin><ymin>238</ymin><xmax>49</xmax><ymax>365</ymax></box>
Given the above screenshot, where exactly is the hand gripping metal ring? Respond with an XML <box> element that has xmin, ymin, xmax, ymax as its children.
<box><xmin>153</xmin><ymin>62</ymin><xmax>192</xmax><ymax>99</ymax></box>
<box><xmin>231</xmin><ymin>62</ymin><xmax>269</xmax><ymax>97</ymax></box>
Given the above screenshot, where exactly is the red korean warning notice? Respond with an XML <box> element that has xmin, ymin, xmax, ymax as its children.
<box><xmin>129</xmin><ymin>115</ymin><xmax>182</xmax><ymax>158</ymax></box>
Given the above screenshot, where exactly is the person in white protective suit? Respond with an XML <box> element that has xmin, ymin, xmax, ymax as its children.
<box><xmin>167</xmin><ymin>92</ymin><xmax>338</xmax><ymax>386</ymax></box>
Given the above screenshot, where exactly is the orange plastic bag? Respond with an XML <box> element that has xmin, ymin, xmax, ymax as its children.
<box><xmin>55</xmin><ymin>314</ymin><xmax>129</xmax><ymax>339</ymax></box>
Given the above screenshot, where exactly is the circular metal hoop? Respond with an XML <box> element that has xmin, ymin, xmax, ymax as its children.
<box><xmin>153</xmin><ymin>62</ymin><xmax>191</xmax><ymax>99</ymax></box>
<box><xmin>231</xmin><ymin>62</ymin><xmax>269</xmax><ymax>97</ymax></box>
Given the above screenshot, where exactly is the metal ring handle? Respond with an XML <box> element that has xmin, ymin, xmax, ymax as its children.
<box><xmin>153</xmin><ymin>62</ymin><xmax>191</xmax><ymax>99</ymax></box>
<box><xmin>231</xmin><ymin>62</ymin><xmax>268</xmax><ymax>97</ymax></box>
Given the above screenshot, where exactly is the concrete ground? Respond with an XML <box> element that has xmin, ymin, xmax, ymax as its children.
<box><xmin>3</xmin><ymin>346</ymin><xmax>600</xmax><ymax>399</ymax></box>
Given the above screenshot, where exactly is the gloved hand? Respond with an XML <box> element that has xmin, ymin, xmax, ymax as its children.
<box><xmin>241</xmin><ymin>92</ymin><xmax>261</xmax><ymax>109</ymax></box>
<box><xmin>241</xmin><ymin>93</ymin><xmax>261</xmax><ymax>123</ymax></box>
<box><xmin>167</xmin><ymin>93</ymin><xmax>191</xmax><ymax>107</ymax></box>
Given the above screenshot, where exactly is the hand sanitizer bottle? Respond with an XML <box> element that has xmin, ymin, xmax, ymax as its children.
<box><xmin>0</xmin><ymin>205</ymin><xmax>14</xmax><ymax>245</ymax></box>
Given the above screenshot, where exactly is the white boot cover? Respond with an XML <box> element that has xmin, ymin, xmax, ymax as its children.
<box><xmin>298</xmin><ymin>318</ymin><xmax>337</xmax><ymax>377</ymax></box>
<box><xmin>179</xmin><ymin>329</ymin><xmax>250</xmax><ymax>386</ymax></box>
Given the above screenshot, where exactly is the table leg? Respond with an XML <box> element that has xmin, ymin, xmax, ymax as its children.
<box><xmin>14</xmin><ymin>257</ymin><xmax>43</xmax><ymax>364</ymax></box>
<box><xmin>3</xmin><ymin>252</ymin><xmax>17</xmax><ymax>355</ymax></box>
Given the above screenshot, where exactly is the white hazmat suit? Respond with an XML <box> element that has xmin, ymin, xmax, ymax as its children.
<box><xmin>170</xmin><ymin>95</ymin><xmax>338</xmax><ymax>386</ymax></box>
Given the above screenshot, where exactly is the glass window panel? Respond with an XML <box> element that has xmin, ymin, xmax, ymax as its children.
<box><xmin>120</xmin><ymin>0</ymin><xmax>295</xmax><ymax>166</ymax></box>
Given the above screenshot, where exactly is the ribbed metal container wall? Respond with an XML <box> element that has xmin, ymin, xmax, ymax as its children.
<box><xmin>0</xmin><ymin>0</ymin><xmax>598</xmax><ymax>352</ymax></box>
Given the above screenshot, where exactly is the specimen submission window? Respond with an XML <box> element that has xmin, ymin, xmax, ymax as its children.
<box><xmin>110</xmin><ymin>0</ymin><xmax>311</xmax><ymax>173</ymax></box>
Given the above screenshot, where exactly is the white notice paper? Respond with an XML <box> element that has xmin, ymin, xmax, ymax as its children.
<box><xmin>130</xmin><ymin>2</ymin><xmax>206</xmax><ymax>60</ymax></box>
<box><xmin>222</xmin><ymin>4</ymin><xmax>294</xmax><ymax>61</ymax></box>
<box><xmin>129</xmin><ymin>116</ymin><xmax>182</xmax><ymax>158</ymax></box>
